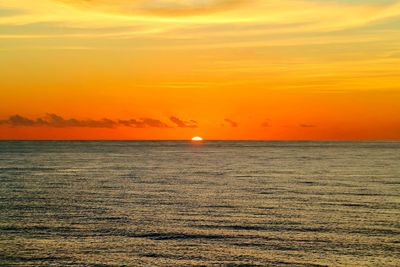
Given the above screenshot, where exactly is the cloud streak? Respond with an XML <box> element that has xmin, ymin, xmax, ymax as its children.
<box><xmin>57</xmin><ymin>0</ymin><xmax>248</xmax><ymax>17</ymax></box>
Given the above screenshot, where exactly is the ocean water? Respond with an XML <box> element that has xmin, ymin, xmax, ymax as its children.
<box><xmin>0</xmin><ymin>141</ymin><xmax>399</xmax><ymax>266</ymax></box>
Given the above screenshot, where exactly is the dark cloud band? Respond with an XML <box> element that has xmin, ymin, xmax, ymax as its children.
<box><xmin>170</xmin><ymin>116</ymin><xmax>198</xmax><ymax>128</ymax></box>
<box><xmin>0</xmin><ymin>114</ymin><xmax>181</xmax><ymax>129</ymax></box>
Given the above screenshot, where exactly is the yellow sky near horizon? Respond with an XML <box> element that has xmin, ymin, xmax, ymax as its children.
<box><xmin>0</xmin><ymin>0</ymin><xmax>399</xmax><ymax>139</ymax></box>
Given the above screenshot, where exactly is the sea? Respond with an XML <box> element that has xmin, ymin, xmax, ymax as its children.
<box><xmin>0</xmin><ymin>141</ymin><xmax>399</xmax><ymax>266</ymax></box>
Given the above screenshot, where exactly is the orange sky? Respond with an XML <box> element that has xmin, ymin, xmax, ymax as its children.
<box><xmin>0</xmin><ymin>0</ymin><xmax>399</xmax><ymax>140</ymax></box>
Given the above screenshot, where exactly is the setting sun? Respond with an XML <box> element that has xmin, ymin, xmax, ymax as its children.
<box><xmin>191</xmin><ymin>136</ymin><xmax>203</xmax><ymax>142</ymax></box>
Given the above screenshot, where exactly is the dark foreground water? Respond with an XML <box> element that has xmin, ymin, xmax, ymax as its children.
<box><xmin>0</xmin><ymin>141</ymin><xmax>399</xmax><ymax>266</ymax></box>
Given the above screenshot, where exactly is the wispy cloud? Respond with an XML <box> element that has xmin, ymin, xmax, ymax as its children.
<box><xmin>2</xmin><ymin>0</ymin><xmax>400</xmax><ymax>35</ymax></box>
<box><xmin>224</xmin><ymin>118</ymin><xmax>238</xmax><ymax>127</ymax></box>
<box><xmin>261</xmin><ymin>121</ymin><xmax>269</xmax><ymax>127</ymax></box>
<box><xmin>299</xmin><ymin>124</ymin><xmax>316</xmax><ymax>128</ymax></box>
<box><xmin>170</xmin><ymin>116</ymin><xmax>198</xmax><ymax>128</ymax></box>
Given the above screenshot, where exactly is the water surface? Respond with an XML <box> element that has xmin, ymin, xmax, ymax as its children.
<box><xmin>0</xmin><ymin>141</ymin><xmax>399</xmax><ymax>266</ymax></box>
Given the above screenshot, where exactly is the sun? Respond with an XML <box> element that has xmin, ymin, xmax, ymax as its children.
<box><xmin>191</xmin><ymin>136</ymin><xmax>203</xmax><ymax>142</ymax></box>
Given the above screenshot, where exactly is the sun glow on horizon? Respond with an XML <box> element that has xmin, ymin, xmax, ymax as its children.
<box><xmin>191</xmin><ymin>136</ymin><xmax>203</xmax><ymax>142</ymax></box>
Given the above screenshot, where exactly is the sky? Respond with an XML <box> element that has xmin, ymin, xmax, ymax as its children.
<box><xmin>0</xmin><ymin>0</ymin><xmax>399</xmax><ymax>140</ymax></box>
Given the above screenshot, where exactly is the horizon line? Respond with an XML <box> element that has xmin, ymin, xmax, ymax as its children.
<box><xmin>0</xmin><ymin>139</ymin><xmax>399</xmax><ymax>142</ymax></box>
